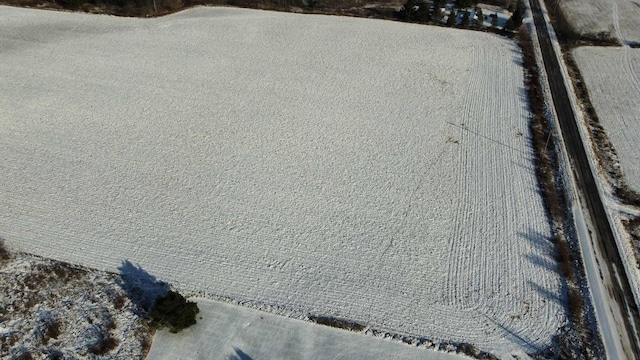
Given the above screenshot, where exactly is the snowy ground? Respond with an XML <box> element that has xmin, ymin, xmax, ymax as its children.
<box><xmin>572</xmin><ymin>46</ymin><xmax>640</xmax><ymax>309</ymax></box>
<box><xmin>0</xmin><ymin>249</ymin><xmax>152</xmax><ymax>359</ymax></box>
<box><xmin>572</xmin><ymin>47</ymin><xmax>640</xmax><ymax>192</ymax></box>
<box><xmin>555</xmin><ymin>0</ymin><xmax>640</xmax><ymax>44</ymax></box>
<box><xmin>147</xmin><ymin>298</ymin><xmax>469</xmax><ymax>360</ymax></box>
<box><xmin>0</xmin><ymin>6</ymin><xmax>565</xmax><ymax>357</ymax></box>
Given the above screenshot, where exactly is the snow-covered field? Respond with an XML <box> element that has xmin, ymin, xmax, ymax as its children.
<box><xmin>147</xmin><ymin>299</ymin><xmax>468</xmax><ymax>360</ymax></box>
<box><xmin>572</xmin><ymin>47</ymin><xmax>640</xmax><ymax>192</ymax></box>
<box><xmin>572</xmin><ymin>46</ymin><xmax>640</xmax><ymax>309</ymax></box>
<box><xmin>0</xmin><ymin>6</ymin><xmax>565</xmax><ymax>357</ymax></box>
<box><xmin>556</xmin><ymin>0</ymin><xmax>640</xmax><ymax>44</ymax></box>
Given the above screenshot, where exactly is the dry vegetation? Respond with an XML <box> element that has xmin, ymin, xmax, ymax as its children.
<box><xmin>0</xmin><ymin>0</ymin><xmax>404</xmax><ymax>18</ymax></box>
<box><xmin>0</xmin><ymin>240</ymin><xmax>11</xmax><ymax>264</ymax></box>
<box><xmin>622</xmin><ymin>217</ymin><xmax>640</xmax><ymax>269</ymax></box>
<box><xmin>0</xmin><ymin>0</ymin><xmax>521</xmax><ymax>33</ymax></box>
<box><xmin>0</xmin><ymin>244</ymin><xmax>154</xmax><ymax>359</ymax></box>
<box><xmin>306</xmin><ymin>311</ymin><xmax>500</xmax><ymax>358</ymax></box>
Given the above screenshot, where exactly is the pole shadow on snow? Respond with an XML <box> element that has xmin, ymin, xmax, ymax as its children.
<box><xmin>445</xmin><ymin>121</ymin><xmax>529</xmax><ymax>156</ymax></box>
<box><xmin>481</xmin><ymin>312</ymin><xmax>534</xmax><ymax>348</ymax></box>
<box><xmin>527</xmin><ymin>280</ymin><xmax>563</xmax><ymax>306</ymax></box>
<box><xmin>517</xmin><ymin>227</ymin><xmax>551</xmax><ymax>244</ymax></box>
<box><xmin>228</xmin><ymin>347</ymin><xmax>253</xmax><ymax>360</ymax></box>
<box><xmin>523</xmin><ymin>252</ymin><xmax>559</xmax><ymax>273</ymax></box>
<box><xmin>518</xmin><ymin>229</ymin><xmax>559</xmax><ymax>274</ymax></box>
<box><xmin>117</xmin><ymin>260</ymin><xmax>170</xmax><ymax>316</ymax></box>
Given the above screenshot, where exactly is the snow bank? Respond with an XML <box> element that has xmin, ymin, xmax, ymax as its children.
<box><xmin>0</xmin><ymin>6</ymin><xmax>565</xmax><ymax>356</ymax></box>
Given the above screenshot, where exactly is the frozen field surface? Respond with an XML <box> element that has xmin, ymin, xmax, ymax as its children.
<box><xmin>146</xmin><ymin>299</ymin><xmax>467</xmax><ymax>360</ymax></box>
<box><xmin>573</xmin><ymin>47</ymin><xmax>640</xmax><ymax>192</ymax></box>
<box><xmin>557</xmin><ymin>0</ymin><xmax>640</xmax><ymax>44</ymax></box>
<box><xmin>0</xmin><ymin>6</ymin><xmax>564</xmax><ymax>356</ymax></box>
<box><xmin>572</xmin><ymin>46</ymin><xmax>640</xmax><ymax>307</ymax></box>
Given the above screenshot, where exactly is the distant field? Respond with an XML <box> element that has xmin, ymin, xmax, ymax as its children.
<box><xmin>554</xmin><ymin>0</ymin><xmax>640</xmax><ymax>44</ymax></box>
<box><xmin>573</xmin><ymin>47</ymin><xmax>640</xmax><ymax>192</ymax></box>
<box><xmin>0</xmin><ymin>6</ymin><xmax>564</xmax><ymax>356</ymax></box>
<box><xmin>572</xmin><ymin>46</ymin><xmax>640</xmax><ymax>306</ymax></box>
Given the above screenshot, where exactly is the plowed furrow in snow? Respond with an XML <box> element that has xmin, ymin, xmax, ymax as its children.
<box><xmin>445</xmin><ymin>39</ymin><xmax>562</xmax><ymax>348</ymax></box>
<box><xmin>623</xmin><ymin>48</ymin><xmax>640</xmax><ymax>99</ymax></box>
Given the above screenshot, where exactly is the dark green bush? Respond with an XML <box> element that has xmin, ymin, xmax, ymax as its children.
<box><xmin>504</xmin><ymin>0</ymin><xmax>523</xmax><ymax>30</ymax></box>
<box><xmin>0</xmin><ymin>239</ymin><xmax>11</xmax><ymax>263</ymax></box>
<box><xmin>150</xmin><ymin>290</ymin><xmax>199</xmax><ymax>333</ymax></box>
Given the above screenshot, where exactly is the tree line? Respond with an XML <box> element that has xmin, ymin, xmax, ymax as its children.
<box><xmin>398</xmin><ymin>0</ymin><xmax>523</xmax><ymax>31</ymax></box>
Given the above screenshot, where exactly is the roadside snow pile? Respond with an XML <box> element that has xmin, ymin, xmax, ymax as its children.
<box><xmin>0</xmin><ymin>6</ymin><xmax>565</xmax><ymax>357</ymax></box>
<box><xmin>0</xmin><ymin>246</ymin><xmax>152</xmax><ymax>359</ymax></box>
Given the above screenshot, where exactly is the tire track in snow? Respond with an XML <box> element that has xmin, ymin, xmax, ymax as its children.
<box><xmin>612</xmin><ymin>0</ymin><xmax>624</xmax><ymax>43</ymax></box>
<box><xmin>621</xmin><ymin>48</ymin><xmax>640</xmax><ymax>109</ymax></box>
<box><xmin>446</xmin><ymin>43</ymin><xmax>513</xmax><ymax>313</ymax></box>
<box><xmin>444</xmin><ymin>42</ymin><xmax>519</xmax><ymax>342</ymax></box>
<box><xmin>374</xmin><ymin>143</ymin><xmax>450</xmax><ymax>262</ymax></box>
<box><xmin>611</xmin><ymin>0</ymin><xmax>640</xmax><ymax>105</ymax></box>
<box><xmin>445</xmin><ymin>43</ymin><xmax>481</xmax><ymax>311</ymax></box>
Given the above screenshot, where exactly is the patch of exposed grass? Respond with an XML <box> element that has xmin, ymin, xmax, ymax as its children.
<box><xmin>308</xmin><ymin>315</ymin><xmax>366</xmax><ymax>332</ymax></box>
<box><xmin>307</xmin><ymin>314</ymin><xmax>501</xmax><ymax>359</ymax></box>
<box><xmin>0</xmin><ymin>239</ymin><xmax>11</xmax><ymax>265</ymax></box>
<box><xmin>0</xmin><ymin>253</ymin><xmax>154</xmax><ymax>359</ymax></box>
<box><xmin>622</xmin><ymin>217</ymin><xmax>640</xmax><ymax>269</ymax></box>
<box><xmin>89</xmin><ymin>335</ymin><xmax>120</xmax><ymax>355</ymax></box>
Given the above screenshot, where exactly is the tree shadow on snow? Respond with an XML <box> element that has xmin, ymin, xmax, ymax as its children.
<box><xmin>117</xmin><ymin>260</ymin><xmax>170</xmax><ymax>317</ymax></box>
<box><xmin>480</xmin><ymin>311</ymin><xmax>540</xmax><ymax>353</ymax></box>
<box><xmin>518</xmin><ymin>229</ymin><xmax>566</xmax><ymax>306</ymax></box>
<box><xmin>527</xmin><ymin>280</ymin><xmax>563</xmax><ymax>306</ymax></box>
<box><xmin>523</xmin><ymin>252</ymin><xmax>559</xmax><ymax>273</ymax></box>
<box><xmin>518</xmin><ymin>229</ymin><xmax>560</xmax><ymax>272</ymax></box>
<box><xmin>228</xmin><ymin>347</ymin><xmax>253</xmax><ymax>360</ymax></box>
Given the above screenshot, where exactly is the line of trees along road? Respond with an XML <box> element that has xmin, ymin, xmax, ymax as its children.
<box><xmin>399</xmin><ymin>0</ymin><xmax>523</xmax><ymax>31</ymax></box>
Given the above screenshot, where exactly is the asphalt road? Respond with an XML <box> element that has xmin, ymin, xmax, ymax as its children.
<box><xmin>527</xmin><ymin>0</ymin><xmax>640</xmax><ymax>358</ymax></box>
